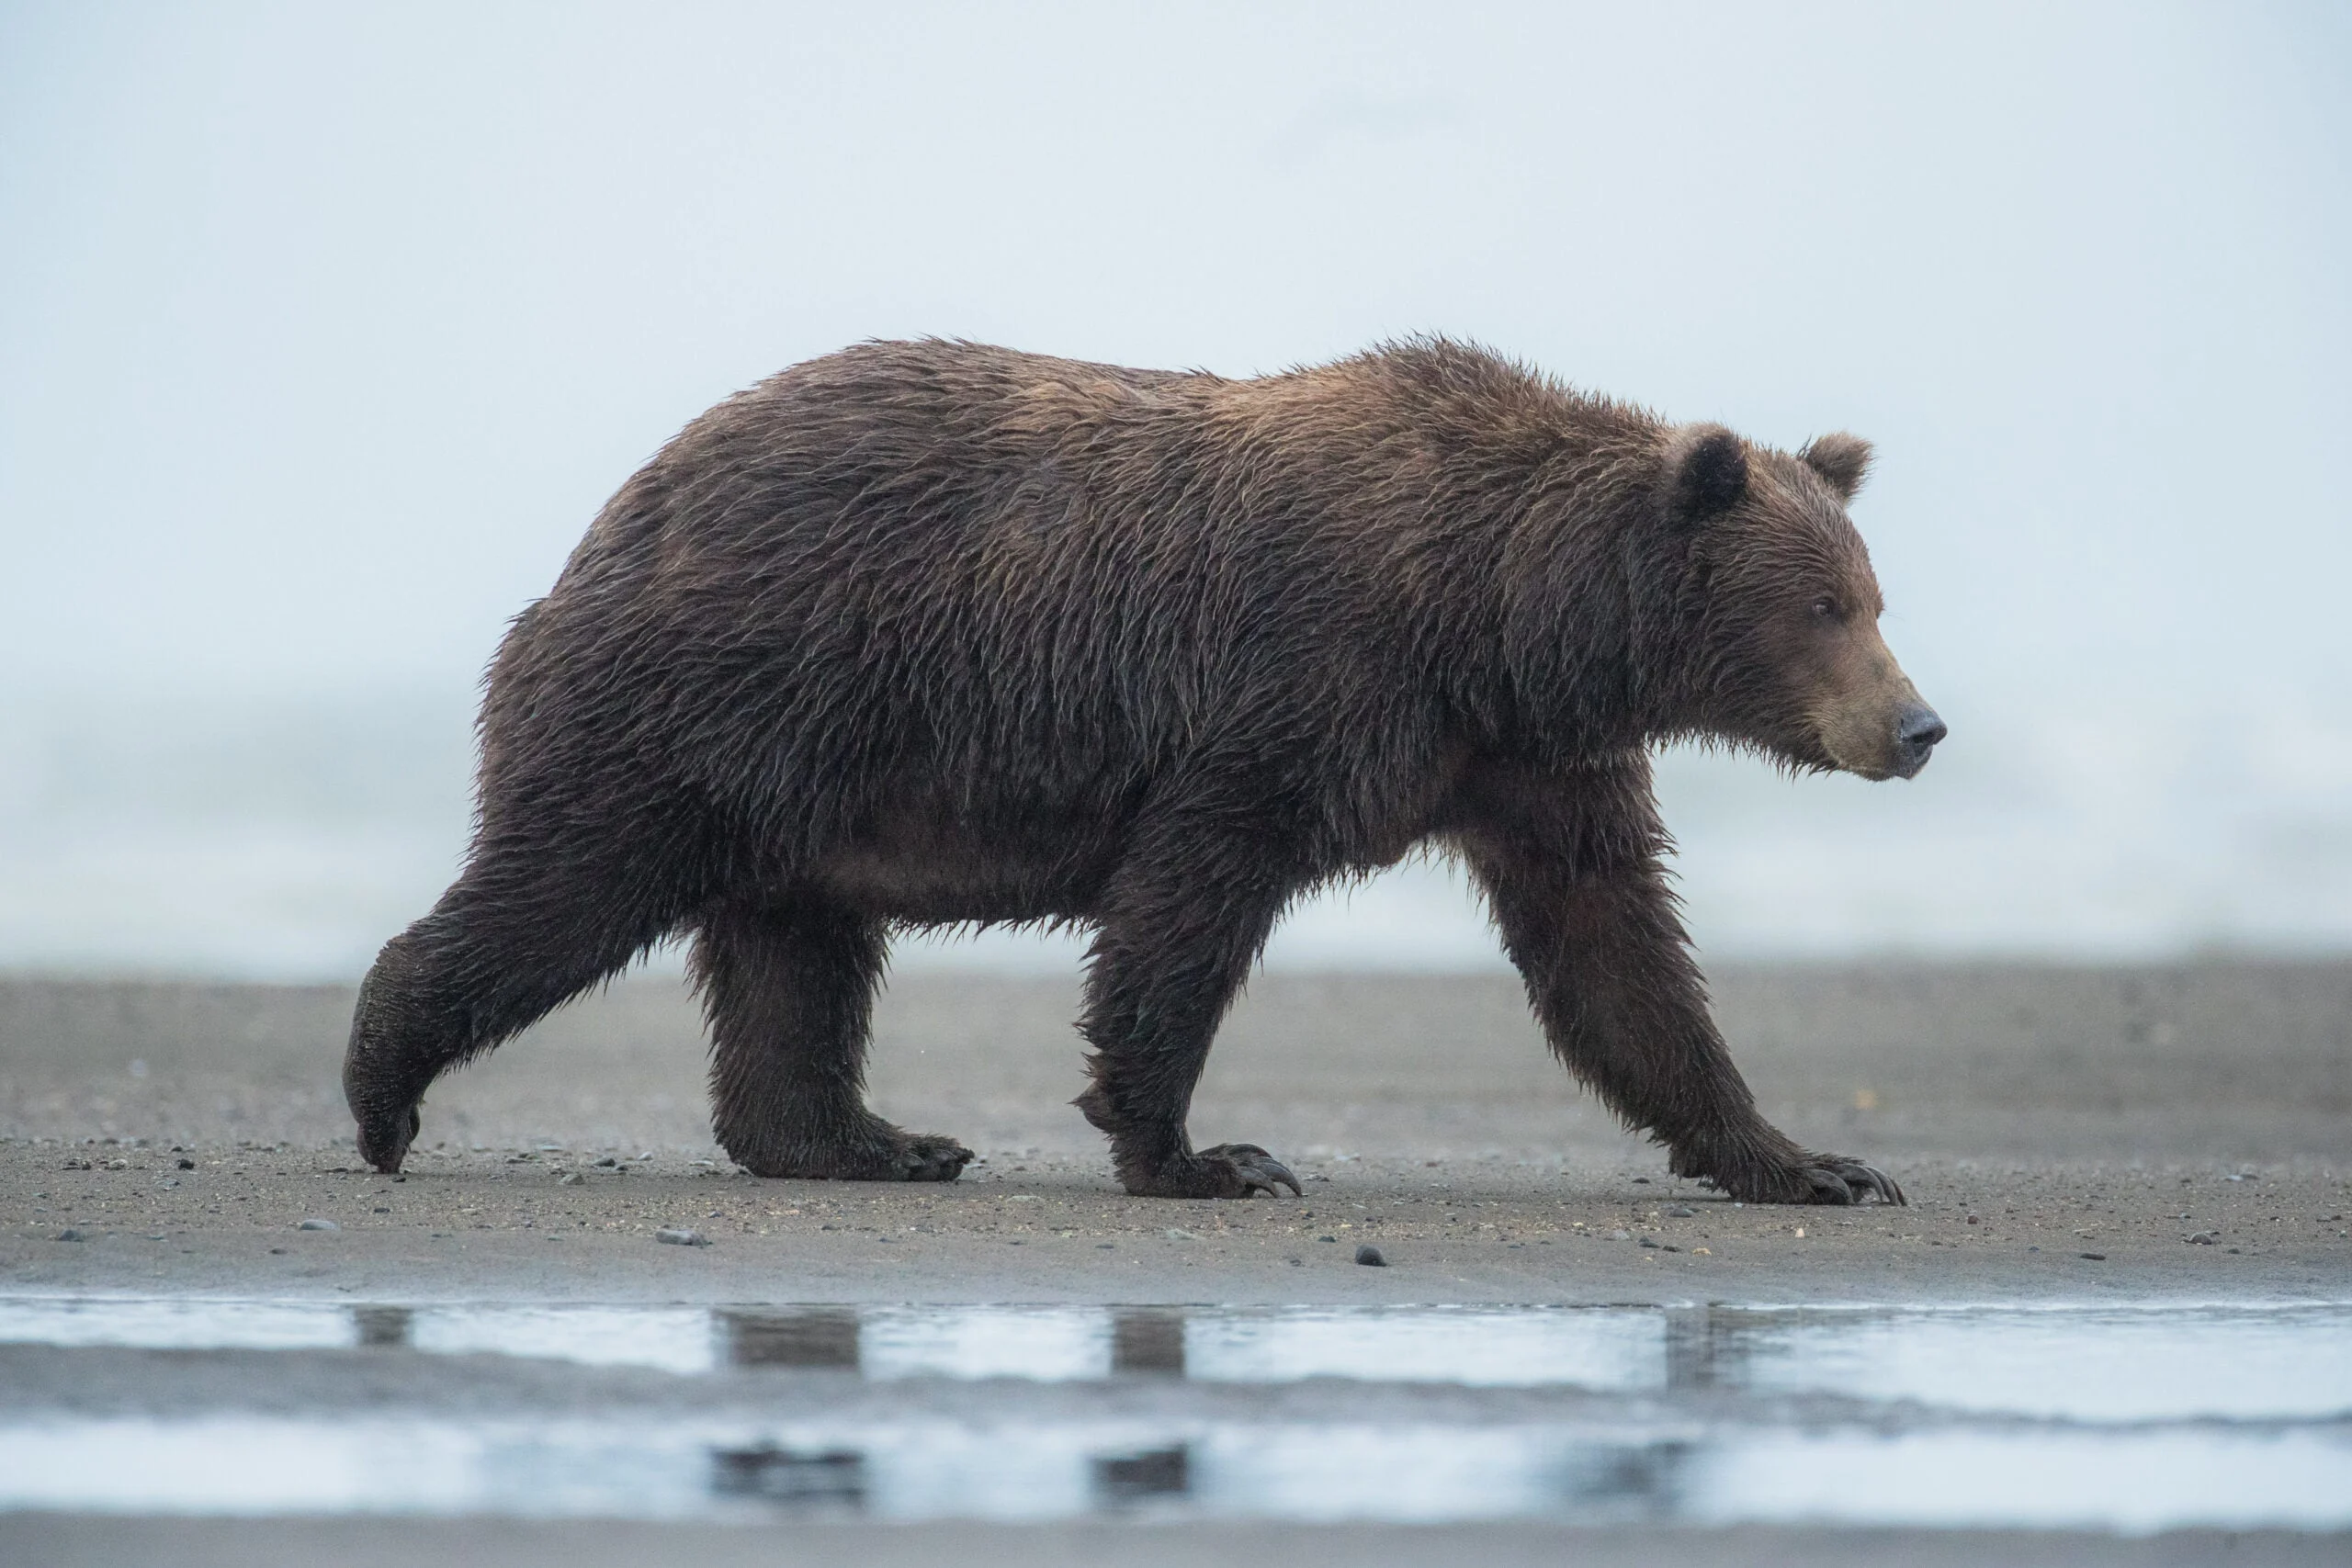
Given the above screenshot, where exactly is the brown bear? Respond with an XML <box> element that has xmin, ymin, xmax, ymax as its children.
<box><xmin>345</xmin><ymin>337</ymin><xmax>1942</xmax><ymax>1203</ymax></box>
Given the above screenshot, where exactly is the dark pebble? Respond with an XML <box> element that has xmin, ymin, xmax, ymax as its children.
<box><xmin>1667</xmin><ymin>1205</ymin><xmax>1696</xmax><ymax>1218</ymax></box>
<box><xmin>1638</xmin><ymin>1235</ymin><xmax>1660</xmax><ymax>1248</ymax></box>
<box><xmin>2079</xmin><ymin>1251</ymin><xmax>2107</xmax><ymax>1261</ymax></box>
<box><xmin>1354</xmin><ymin>1245</ymin><xmax>1386</xmax><ymax>1267</ymax></box>
<box><xmin>53</xmin><ymin>1227</ymin><xmax>86</xmax><ymax>1242</ymax></box>
<box><xmin>656</xmin><ymin>1227</ymin><xmax>710</xmax><ymax>1247</ymax></box>
<box><xmin>297</xmin><ymin>1218</ymin><xmax>340</xmax><ymax>1232</ymax></box>
<box><xmin>175</xmin><ymin>1157</ymin><xmax>195</xmax><ymax>1170</ymax></box>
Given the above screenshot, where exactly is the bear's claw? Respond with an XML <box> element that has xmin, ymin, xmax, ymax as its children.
<box><xmin>1133</xmin><ymin>1143</ymin><xmax>1301</xmax><ymax>1199</ymax></box>
<box><xmin>1791</xmin><ymin>1156</ymin><xmax>1905</xmax><ymax>1206</ymax></box>
<box><xmin>1205</xmin><ymin>1144</ymin><xmax>1302</xmax><ymax>1198</ymax></box>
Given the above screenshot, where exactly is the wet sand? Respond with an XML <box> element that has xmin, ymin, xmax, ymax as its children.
<box><xmin>3</xmin><ymin>964</ymin><xmax>2348</xmax><ymax>1564</ymax></box>
<box><xmin>3</xmin><ymin>964</ymin><xmax>2346</xmax><ymax>1304</ymax></box>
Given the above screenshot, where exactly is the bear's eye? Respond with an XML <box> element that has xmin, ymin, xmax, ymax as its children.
<box><xmin>1811</xmin><ymin>595</ymin><xmax>1842</xmax><ymax>622</ymax></box>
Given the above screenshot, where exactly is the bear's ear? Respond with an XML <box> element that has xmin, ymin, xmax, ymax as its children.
<box><xmin>1799</xmin><ymin>432</ymin><xmax>1872</xmax><ymax>501</ymax></box>
<box><xmin>1667</xmin><ymin>423</ymin><xmax>1748</xmax><ymax>524</ymax></box>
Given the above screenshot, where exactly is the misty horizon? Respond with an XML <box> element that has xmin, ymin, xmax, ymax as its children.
<box><xmin>3</xmin><ymin>4</ymin><xmax>2347</xmax><ymax>977</ymax></box>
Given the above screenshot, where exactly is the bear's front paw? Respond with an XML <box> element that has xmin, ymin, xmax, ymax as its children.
<box><xmin>1758</xmin><ymin>1154</ymin><xmax>1905</xmax><ymax>1206</ymax></box>
<box><xmin>1130</xmin><ymin>1143</ymin><xmax>1301</xmax><ymax>1199</ymax></box>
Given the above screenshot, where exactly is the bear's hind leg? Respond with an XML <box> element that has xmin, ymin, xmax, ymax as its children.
<box><xmin>693</xmin><ymin>899</ymin><xmax>971</xmax><ymax>1181</ymax></box>
<box><xmin>345</xmin><ymin>842</ymin><xmax>683</xmax><ymax>1174</ymax></box>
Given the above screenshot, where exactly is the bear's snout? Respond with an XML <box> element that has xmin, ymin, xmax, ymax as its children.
<box><xmin>1890</xmin><ymin>703</ymin><xmax>1947</xmax><ymax>779</ymax></box>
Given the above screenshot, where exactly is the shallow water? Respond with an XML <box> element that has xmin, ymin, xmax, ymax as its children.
<box><xmin>3</xmin><ymin>1297</ymin><xmax>2347</xmax><ymax>1529</ymax></box>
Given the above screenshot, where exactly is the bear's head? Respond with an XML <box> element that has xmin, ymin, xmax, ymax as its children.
<box><xmin>1660</xmin><ymin>424</ymin><xmax>1944</xmax><ymax>781</ymax></box>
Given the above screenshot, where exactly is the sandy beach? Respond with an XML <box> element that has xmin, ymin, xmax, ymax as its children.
<box><xmin>3</xmin><ymin>963</ymin><xmax>2346</xmax><ymax>1303</ymax></box>
<box><xmin>3</xmin><ymin>963</ymin><xmax>2347</xmax><ymax>1565</ymax></box>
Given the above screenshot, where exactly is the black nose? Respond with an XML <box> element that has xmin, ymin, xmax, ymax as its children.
<box><xmin>1893</xmin><ymin>705</ymin><xmax>1947</xmax><ymax>776</ymax></box>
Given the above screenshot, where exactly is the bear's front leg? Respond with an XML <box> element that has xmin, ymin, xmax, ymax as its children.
<box><xmin>1454</xmin><ymin>757</ymin><xmax>1905</xmax><ymax>1207</ymax></box>
<box><xmin>1072</xmin><ymin>817</ymin><xmax>1305</xmax><ymax>1200</ymax></box>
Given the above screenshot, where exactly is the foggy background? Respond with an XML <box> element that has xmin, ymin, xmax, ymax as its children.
<box><xmin>2</xmin><ymin>2</ymin><xmax>2346</xmax><ymax>981</ymax></box>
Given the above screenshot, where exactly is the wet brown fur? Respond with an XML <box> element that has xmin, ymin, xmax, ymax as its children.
<box><xmin>345</xmin><ymin>337</ymin><xmax>1938</xmax><ymax>1203</ymax></box>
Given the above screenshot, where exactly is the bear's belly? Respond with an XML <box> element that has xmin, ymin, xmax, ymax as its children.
<box><xmin>806</xmin><ymin>815</ymin><xmax>1123</xmax><ymax>925</ymax></box>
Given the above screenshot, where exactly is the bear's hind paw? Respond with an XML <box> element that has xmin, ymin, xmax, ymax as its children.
<box><xmin>891</xmin><ymin>1133</ymin><xmax>974</xmax><ymax>1182</ymax></box>
<box><xmin>1791</xmin><ymin>1155</ymin><xmax>1905</xmax><ymax>1206</ymax></box>
<box><xmin>356</xmin><ymin>1104</ymin><xmax>421</xmax><ymax>1175</ymax></box>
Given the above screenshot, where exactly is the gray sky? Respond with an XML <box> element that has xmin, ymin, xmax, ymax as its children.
<box><xmin>3</xmin><ymin>3</ymin><xmax>2349</xmax><ymax>975</ymax></box>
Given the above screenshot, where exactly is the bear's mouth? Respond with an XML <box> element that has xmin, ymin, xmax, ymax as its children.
<box><xmin>1815</xmin><ymin>701</ymin><xmax>1946</xmax><ymax>781</ymax></box>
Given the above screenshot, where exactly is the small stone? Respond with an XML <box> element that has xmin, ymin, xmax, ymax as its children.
<box><xmin>155</xmin><ymin>1177</ymin><xmax>178</xmax><ymax>1189</ymax></box>
<box><xmin>1632</xmin><ymin>1177</ymin><xmax>1651</xmax><ymax>1184</ymax></box>
<box><xmin>54</xmin><ymin>1227</ymin><xmax>86</xmax><ymax>1242</ymax></box>
<box><xmin>2079</xmin><ymin>1251</ymin><xmax>2107</xmax><ymax>1261</ymax></box>
<box><xmin>1164</xmin><ymin>1227</ymin><xmax>1199</xmax><ymax>1241</ymax></box>
<box><xmin>594</xmin><ymin>1156</ymin><xmax>618</xmax><ymax>1168</ymax></box>
<box><xmin>1317</xmin><ymin>1234</ymin><xmax>1338</xmax><ymax>1243</ymax></box>
<box><xmin>1638</xmin><ymin>1235</ymin><xmax>1660</xmax><ymax>1248</ymax></box>
<box><xmin>1354</xmin><ymin>1244</ymin><xmax>1386</xmax><ymax>1267</ymax></box>
<box><xmin>297</xmin><ymin>1218</ymin><xmax>340</xmax><ymax>1232</ymax></box>
<box><xmin>372</xmin><ymin>1206</ymin><xmax>390</xmax><ymax>1214</ymax></box>
<box><xmin>1611</xmin><ymin>1229</ymin><xmax>1632</xmax><ymax>1241</ymax></box>
<box><xmin>268</xmin><ymin>1246</ymin><xmax>286</xmax><ymax>1254</ymax></box>
<box><xmin>2186</xmin><ymin>1231</ymin><xmax>2219</xmax><ymax>1245</ymax></box>
<box><xmin>175</xmin><ymin>1157</ymin><xmax>195</xmax><ymax>1170</ymax></box>
<box><xmin>657</xmin><ymin>1227</ymin><xmax>709</xmax><ymax>1247</ymax></box>
<box><xmin>559</xmin><ymin>1172</ymin><xmax>585</xmax><ymax>1186</ymax></box>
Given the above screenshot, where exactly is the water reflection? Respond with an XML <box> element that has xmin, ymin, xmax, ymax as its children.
<box><xmin>711</xmin><ymin>1443</ymin><xmax>866</xmax><ymax>1509</ymax></box>
<box><xmin>1110</xmin><ymin>1309</ymin><xmax>1186</xmax><ymax>1377</ymax></box>
<box><xmin>2</xmin><ymin>1296</ymin><xmax>2349</xmax><ymax>1420</ymax></box>
<box><xmin>351</xmin><ymin>1305</ymin><xmax>413</xmax><ymax>1349</ymax></box>
<box><xmin>1561</xmin><ymin>1440</ymin><xmax>1691</xmax><ymax>1517</ymax></box>
<box><xmin>0</xmin><ymin>1415</ymin><xmax>2346</xmax><ymax>1529</ymax></box>
<box><xmin>1093</xmin><ymin>1443</ymin><xmax>1190</xmax><ymax>1506</ymax></box>
<box><xmin>721</xmin><ymin>1308</ymin><xmax>859</xmax><ymax>1371</ymax></box>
